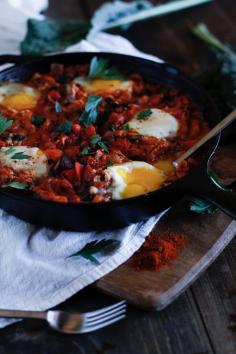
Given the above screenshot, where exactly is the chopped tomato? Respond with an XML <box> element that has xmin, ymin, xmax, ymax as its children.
<box><xmin>0</xmin><ymin>61</ymin><xmax>208</xmax><ymax>204</ymax></box>
<box><xmin>45</xmin><ymin>148</ymin><xmax>63</xmax><ymax>160</ymax></box>
<box><xmin>72</xmin><ymin>123</ymin><xmax>81</xmax><ymax>134</ymax></box>
<box><xmin>48</xmin><ymin>90</ymin><xmax>61</xmax><ymax>101</ymax></box>
<box><xmin>75</xmin><ymin>162</ymin><xmax>83</xmax><ymax>183</ymax></box>
<box><xmin>61</xmin><ymin>169</ymin><xmax>76</xmax><ymax>182</ymax></box>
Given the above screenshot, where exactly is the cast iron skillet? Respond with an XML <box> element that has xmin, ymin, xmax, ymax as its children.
<box><xmin>0</xmin><ymin>52</ymin><xmax>235</xmax><ymax>231</ymax></box>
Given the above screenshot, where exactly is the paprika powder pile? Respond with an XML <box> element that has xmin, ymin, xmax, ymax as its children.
<box><xmin>132</xmin><ymin>231</ymin><xmax>186</xmax><ymax>271</ymax></box>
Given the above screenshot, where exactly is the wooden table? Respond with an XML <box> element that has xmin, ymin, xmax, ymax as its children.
<box><xmin>1</xmin><ymin>1</ymin><xmax>236</xmax><ymax>353</ymax></box>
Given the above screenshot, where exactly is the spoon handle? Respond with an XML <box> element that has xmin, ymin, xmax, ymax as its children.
<box><xmin>174</xmin><ymin>109</ymin><xmax>236</xmax><ymax>166</ymax></box>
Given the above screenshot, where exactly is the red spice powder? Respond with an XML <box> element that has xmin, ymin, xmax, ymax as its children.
<box><xmin>132</xmin><ymin>232</ymin><xmax>186</xmax><ymax>271</ymax></box>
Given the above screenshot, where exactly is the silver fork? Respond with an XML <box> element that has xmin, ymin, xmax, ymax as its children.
<box><xmin>0</xmin><ymin>300</ymin><xmax>126</xmax><ymax>334</ymax></box>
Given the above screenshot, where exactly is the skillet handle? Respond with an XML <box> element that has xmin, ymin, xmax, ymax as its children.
<box><xmin>183</xmin><ymin>164</ymin><xmax>236</xmax><ymax>219</ymax></box>
<box><xmin>0</xmin><ymin>54</ymin><xmax>42</xmax><ymax>66</ymax></box>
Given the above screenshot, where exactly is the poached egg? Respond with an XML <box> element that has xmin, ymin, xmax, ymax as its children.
<box><xmin>105</xmin><ymin>161</ymin><xmax>165</xmax><ymax>200</ymax></box>
<box><xmin>0</xmin><ymin>83</ymin><xmax>40</xmax><ymax>111</ymax></box>
<box><xmin>0</xmin><ymin>146</ymin><xmax>48</xmax><ymax>178</ymax></box>
<box><xmin>128</xmin><ymin>108</ymin><xmax>179</xmax><ymax>139</ymax></box>
<box><xmin>75</xmin><ymin>77</ymin><xmax>132</xmax><ymax>94</ymax></box>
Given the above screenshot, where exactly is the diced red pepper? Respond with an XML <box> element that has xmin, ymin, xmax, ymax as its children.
<box><xmin>72</xmin><ymin>123</ymin><xmax>81</xmax><ymax>134</ymax></box>
<box><xmin>45</xmin><ymin>148</ymin><xmax>63</xmax><ymax>160</ymax></box>
<box><xmin>74</xmin><ymin>162</ymin><xmax>83</xmax><ymax>183</ymax></box>
<box><xmin>83</xmin><ymin>164</ymin><xmax>94</xmax><ymax>182</ymax></box>
<box><xmin>49</xmin><ymin>90</ymin><xmax>61</xmax><ymax>101</ymax></box>
<box><xmin>108</xmin><ymin>112</ymin><xmax>125</xmax><ymax>127</ymax></box>
<box><xmin>85</xmin><ymin>125</ymin><xmax>96</xmax><ymax>138</ymax></box>
<box><xmin>61</xmin><ymin>169</ymin><xmax>75</xmax><ymax>182</ymax></box>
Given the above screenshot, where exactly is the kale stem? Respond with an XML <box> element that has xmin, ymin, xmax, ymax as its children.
<box><xmin>103</xmin><ymin>0</ymin><xmax>212</xmax><ymax>30</ymax></box>
<box><xmin>193</xmin><ymin>23</ymin><xmax>236</xmax><ymax>56</ymax></box>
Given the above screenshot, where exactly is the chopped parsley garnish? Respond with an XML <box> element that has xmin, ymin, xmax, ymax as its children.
<box><xmin>4</xmin><ymin>147</ymin><xmax>16</xmax><ymax>155</ymax></box>
<box><xmin>122</xmin><ymin>123</ymin><xmax>131</xmax><ymax>131</ymax></box>
<box><xmin>68</xmin><ymin>239</ymin><xmax>120</xmax><ymax>264</ymax></box>
<box><xmin>90</xmin><ymin>134</ymin><xmax>109</xmax><ymax>153</ymax></box>
<box><xmin>90</xmin><ymin>134</ymin><xmax>101</xmax><ymax>145</ymax></box>
<box><xmin>55</xmin><ymin>100</ymin><xmax>63</xmax><ymax>113</ymax></box>
<box><xmin>137</xmin><ymin>109</ymin><xmax>152</xmax><ymax>120</ymax></box>
<box><xmin>88</xmin><ymin>57</ymin><xmax>124</xmax><ymax>80</ymax></box>
<box><xmin>189</xmin><ymin>197</ymin><xmax>216</xmax><ymax>214</ymax></box>
<box><xmin>81</xmin><ymin>146</ymin><xmax>94</xmax><ymax>156</ymax></box>
<box><xmin>56</xmin><ymin>120</ymin><xmax>72</xmax><ymax>134</ymax></box>
<box><xmin>1</xmin><ymin>182</ymin><xmax>28</xmax><ymax>190</ymax></box>
<box><xmin>129</xmin><ymin>134</ymin><xmax>141</xmax><ymax>141</ymax></box>
<box><xmin>107</xmin><ymin>159</ymin><xmax>114</xmax><ymax>167</ymax></box>
<box><xmin>11</xmin><ymin>152</ymin><xmax>31</xmax><ymax>160</ymax></box>
<box><xmin>31</xmin><ymin>115</ymin><xmax>45</xmax><ymax>127</ymax></box>
<box><xmin>79</xmin><ymin>95</ymin><xmax>102</xmax><ymax>128</ymax></box>
<box><xmin>0</xmin><ymin>113</ymin><xmax>13</xmax><ymax>134</ymax></box>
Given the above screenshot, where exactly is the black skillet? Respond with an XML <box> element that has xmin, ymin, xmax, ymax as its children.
<box><xmin>0</xmin><ymin>52</ymin><xmax>235</xmax><ymax>231</ymax></box>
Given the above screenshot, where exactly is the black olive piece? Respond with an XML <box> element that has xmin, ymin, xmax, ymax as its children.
<box><xmin>48</xmin><ymin>159</ymin><xmax>55</xmax><ymax>165</ymax></box>
<box><xmin>75</xmin><ymin>183</ymin><xmax>93</xmax><ymax>202</ymax></box>
<box><xmin>58</xmin><ymin>156</ymin><xmax>74</xmax><ymax>171</ymax></box>
<box><xmin>12</xmin><ymin>135</ymin><xmax>25</xmax><ymax>141</ymax></box>
<box><xmin>104</xmin><ymin>97</ymin><xmax>118</xmax><ymax>108</ymax></box>
<box><xmin>59</xmin><ymin>75</ymin><xmax>73</xmax><ymax>84</ymax></box>
<box><xmin>81</xmin><ymin>192</ymin><xmax>93</xmax><ymax>202</ymax></box>
<box><xmin>97</xmin><ymin>110</ymin><xmax>111</xmax><ymax>127</ymax></box>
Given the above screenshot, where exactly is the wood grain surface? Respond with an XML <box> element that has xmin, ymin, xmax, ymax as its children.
<box><xmin>97</xmin><ymin>205</ymin><xmax>236</xmax><ymax>309</ymax></box>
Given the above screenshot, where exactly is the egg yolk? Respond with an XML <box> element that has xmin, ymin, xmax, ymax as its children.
<box><xmin>86</xmin><ymin>79</ymin><xmax>124</xmax><ymax>92</ymax></box>
<box><xmin>154</xmin><ymin>159</ymin><xmax>175</xmax><ymax>174</ymax></box>
<box><xmin>117</xmin><ymin>167</ymin><xmax>166</xmax><ymax>199</ymax></box>
<box><xmin>1</xmin><ymin>93</ymin><xmax>39</xmax><ymax>111</ymax></box>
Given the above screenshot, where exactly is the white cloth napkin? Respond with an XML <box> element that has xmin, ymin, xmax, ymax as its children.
<box><xmin>0</xmin><ymin>0</ymin><xmax>167</xmax><ymax>328</ymax></box>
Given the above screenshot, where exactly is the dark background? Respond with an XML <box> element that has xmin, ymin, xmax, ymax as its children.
<box><xmin>0</xmin><ymin>1</ymin><xmax>236</xmax><ymax>353</ymax></box>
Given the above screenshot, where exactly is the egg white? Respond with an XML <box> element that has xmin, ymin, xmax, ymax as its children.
<box><xmin>0</xmin><ymin>83</ymin><xmax>40</xmax><ymax>111</ymax></box>
<box><xmin>128</xmin><ymin>108</ymin><xmax>179</xmax><ymax>139</ymax></box>
<box><xmin>0</xmin><ymin>146</ymin><xmax>48</xmax><ymax>178</ymax></box>
<box><xmin>74</xmin><ymin>77</ymin><xmax>132</xmax><ymax>94</ymax></box>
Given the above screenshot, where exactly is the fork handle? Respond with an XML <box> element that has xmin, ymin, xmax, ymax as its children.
<box><xmin>0</xmin><ymin>309</ymin><xmax>46</xmax><ymax>320</ymax></box>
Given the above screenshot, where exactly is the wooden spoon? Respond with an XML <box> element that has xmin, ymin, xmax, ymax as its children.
<box><xmin>173</xmin><ymin>109</ymin><xmax>236</xmax><ymax>167</ymax></box>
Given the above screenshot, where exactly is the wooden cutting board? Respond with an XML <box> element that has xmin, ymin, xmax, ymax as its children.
<box><xmin>96</xmin><ymin>144</ymin><xmax>236</xmax><ymax>310</ymax></box>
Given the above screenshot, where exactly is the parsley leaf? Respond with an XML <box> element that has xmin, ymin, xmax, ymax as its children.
<box><xmin>79</xmin><ymin>95</ymin><xmax>102</xmax><ymax>128</ymax></box>
<box><xmin>55</xmin><ymin>101</ymin><xmax>63</xmax><ymax>113</ymax></box>
<box><xmin>56</xmin><ymin>120</ymin><xmax>72</xmax><ymax>134</ymax></box>
<box><xmin>129</xmin><ymin>134</ymin><xmax>141</xmax><ymax>141</ymax></box>
<box><xmin>0</xmin><ymin>113</ymin><xmax>13</xmax><ymax>134</ymax></box>
<box><xmin>137</xmin><ymin>109</ymin><xmax>152</xmax><ymax>120</ymax></box>
<box><xmin>89</xmin><ymin>56</ymin><xmax>124</xmax><ymax>80</ymax></box>
<box><xmin>90</xmin><ymin>134</ymin><xmax>101</xmax><ymax>145</ymax></box>
<box><xmin>68</xmin><ymin>239</ymin><xmax>120</xmax><ymax>264</ymax></box>
<box><xmin>90</xmin><ymin>134</ymin><xmax>109</xmax><ymax>153</ymax></box>
<box><xmin>1</xmin><ymin>182</ymin><xmax>28</xmax><ymax>190</ymax></box>
<box><xmin>4</xmin><ymin>147</ymin><xmax>16</xmax><ymax>155</ymax></box>
<box><xmin>81</xmin><ymin>146</ymin><xmax>94</xmax><ymax>156</ymax></box>
<box><xmin>107</xmin><ymin>159</ymin><xmax>114</xmax><ymax>167</ymax></box>
<box><xmin>11</xmin><ymin>152</ymin><xmax>31</xmax><ymax>160</ymax></box>
<box><xmin>31</xmin><ymin>115</ymin><xmax>45</xmax><ymax>127</ymax></box>
<box><xmin>189</xmin><ymin>197</ymin><xmax>216</xmax><ymax>214</ymax></box>
<box><xmin>122</xmin><ymin>123</ymin><xmax>131</xmax><ymax>131</ymax></box>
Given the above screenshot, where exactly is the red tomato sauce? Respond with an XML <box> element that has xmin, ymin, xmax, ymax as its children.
<box><xmin>0</xmin><ymin>62</ymin><xmax>209</xmax><ymax>203</ymax></box>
